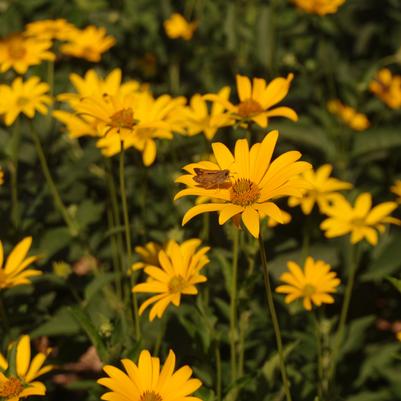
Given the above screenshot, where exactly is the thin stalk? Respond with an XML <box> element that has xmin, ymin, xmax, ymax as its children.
<box><xmin>119</xmin><ymin>142</ymin><xmax>141</xmax><ymax>339</ymax></box>
<box><xmin>30</xmin><ymin>125</ymin><xmax>79</xmax><ymax>236</ymax></box>
<box><xmin>258</xmin><ymin>232</ymin><xmax>292</xmax><ymax>401</ymax></box>
<box><xmin>312</xmin><ymin>312</ymin><xmax>324</xmax><ymax>400</ymax></box>
<box><xmin>329</xmin><ymin>243</ymin><xmax>360</xmax><ymax>385</ymax></box>
<box><xmin>10</xmin><ymin>119</ymin><xmax>22</xmax><ymax>226</ymax></box>
<box><xmin>229</xmin><ymin>228</ymin><xmax>240</xmax><ymax>386</ymax></box>
<box><xmin>215</xmin><ymin>340</ymin><xmax>222</xmax><ymax>401</ymax></box>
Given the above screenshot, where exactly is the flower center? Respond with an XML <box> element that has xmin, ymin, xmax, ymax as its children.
<box><xmin>237</xmin><ymin>99</ymin><xmax>263</xmax><ymax>117</ymax></box>
<box><xmin>108</xmin><ymin>108</ymin><xmax>136</xmax><ymax>132</ymax></box>
<box><xmin>168</xmin><ymin>275</ymin><xmax>187</xmax><ymax>293</ymax></box>
<box><xmin>302</xmin><ymin>284</ymin><xmax>316</xmax><ymax>297</ymax></box>
<box><xmin>230</xmin><ymin>178</ymin><xmax>260</xmax><ymax>206</ymax></box>
<box><xmin>351</xmin><ymin>217</ymin><xmax>366</xmax><ymax>227</ymax></box>
<box><xmin>0</xmin><ymin>377</ymin><xmax>24</xmax><ymax>399</ymax></box>
<box><xmin>8</xmin><ymin>40</ymin><xmax>27</xmax><ymax>60</ymax></box>
<box><xmin>16</xmin><ymin>96</ymin><xmax>30</xmax><ymax>108</ymax></box>
<box><xmin>139</xmin><ymin>390</ymin><xmax>163</xmax><ymax>401</ymax></box>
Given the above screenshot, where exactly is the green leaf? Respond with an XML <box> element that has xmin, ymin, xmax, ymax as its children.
<box><xmin>352</xmin><ymin>128</ymin><xmax>401</xmax><ymax>158</ymax></box>
<box><xmin>341</xmin><ymin>315</ymin><xmax>376</xmax><ymax>357</ymax></box>
<box><xmin>84</xmin><ymin>273</ymin><xmax>117</xmax><ymax>303</ymax></box>
<box><xmin>387</xmin><ymin>277</ymin><xmax>401</xmax><ymax>295</ymax></box>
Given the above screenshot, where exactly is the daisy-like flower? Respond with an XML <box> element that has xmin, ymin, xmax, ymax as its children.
<box><xmin>0</xmin><ymin>335</ymin><xmax>53</xmax><ymax>400</ymax></box>
<box><xmin>390</xmin><ymin>180</ymin><xmax>401</xmax><ymax>203</ymax></box>
<box><xmin>320</xmin><ymin>193</ymin><xmax>401</xmax><ymax>246</ymax></box>
<box><xmin>204</xmin><ymin>74</ymin><xmax>298</xmax><ymax>128</ymax></box>
<box><xmin>292</xmin><ymin>0</ymin><xmax>346</xmax><ymax>15</ymax></box>
<box><xmin>0</xmin><ymin>237</ymin><xmax>42</xmax><ymax>290</ymax></box>
<box><xmin>175</xmin><ymin>130</ymin><xmax>311</xmax><ymax>238</ymax></box>
<box><xmin>0</xmin><ymin>33</ymin><xmax>55</xmax><ymax>74</ymax></box>
<box><xmin>0</xmin><ymin>77</ymin><xmax>52</xmax><ymax>126</ymax></box>
<box><xmin>369</xmin><ymin>68</ymin><xmax>401</xmax><ymax>109</ymax></box>
<box><xmin>164</xmin><ymin>13</ymin><xmax>197</xmax><ymax>40</ymax></box>
<box><xmin>288</xmin><ymin>164</ymin><xmax>352</xmax><ymax>215</ymax></box>
<box><xmin>0</xmin><ymin>167</ymin><xmax>4</xmax><ymax>186</ymax></box>
<box><xmin>60</xmin><ymin>25</ymin><xmax>116</xmax><ymax>62</ymax></box>
<box><xmin>183</xmin><ymin>87</ymin><xmax>234</xmax><ymax>141</ymax></box>
<box><xmin>276</xmin><ymin>257</ymin><xmax>341</xmax><ymax>310</ymax></box>
<box><xmin>327</xmin><ymin>100</ymin><xmax>369</xmax><ymax>131</ymax></box>
<box><xmin>98</xmin><ymin>349</ymin><xmax>202</xmax><ymax>401</ymax></box>
<box><xmin>133</xmin><ymin>239</ymin><xmax>209</xmax><ymax>320</ymax></box>
<box><xmin>24</xmin><ymin>18</ymin><xmax>77</xmax><ymax>41</ymax></box>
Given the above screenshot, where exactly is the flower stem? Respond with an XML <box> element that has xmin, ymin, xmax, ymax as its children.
<box><xmin>215</xmin><ymin>340</ymin><xmax>222</xmax><ymax>401</ymax></box>
<box><xmin>312</xmin><ymin>312</ymin><xmax>324</xmax><ymax>400</ymax></box>
<box><xmin>30</xmin><ymin>125</ymin><xmax>79</xmax><ymax>237</ymax></box>
<box><xmin>10</xmin><ymin>118</ymin><xmax>21</xmax><ymax>227</ymax></box>
<box><xmin>119</xmin><ymin>142</ymin><xmax>140</xmax><ymax>340</ymax></box>
<box><xmin>329</xmin><ymin>243</ymin><xmax>360</xmax><ymax>386</ymax></box>
<box><xmin>229</xmin><ymin>228</ymin><xmax>240</xmax><ymax>388</ymax></box>
<box><xmin>258</xmin><ymin>233</ymin><xmax>292</xmax><ymax>401</ymax></box>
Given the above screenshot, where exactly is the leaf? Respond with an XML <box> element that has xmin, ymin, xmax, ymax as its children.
<box><xmin>387</xmin><ymin>277</ymin><xmax>401</xmax><ymax>295</ymax></box>
<box><xmin>76</xmin><ymin>199</ymin><xmax>104</xmax><ymax>230</ymax></box>
<box><xmin>84</xmin><ymin>273</ymin><xmax>117</xmax><ymax>303</ymax></box>
<box><xmin>39</xmin><ymin>227</ymin><xmax>72</xmax><ymax>259</ymax></box>
<box><xmin>341</xmin><ymin>315</ymin><xmax>376</xmax><ymax>357</ymax></box>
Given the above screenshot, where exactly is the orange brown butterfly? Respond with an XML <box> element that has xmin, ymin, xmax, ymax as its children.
<box><xmin>192</xmin><ymin>168</ymin><xmax>232</xmax><ymax>189</ymax></box>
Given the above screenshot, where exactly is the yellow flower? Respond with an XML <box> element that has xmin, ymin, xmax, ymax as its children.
<box><xmin>0</xmin><ymin>167</ymin><xmax>4</xmax><ymax>186</ymax></box>
<box><xmin>183</xmin><ymin>87</ymin><xmax>234</xmax><ymax>140</ymax></box>
<box><xmin>60</xmin><ymin>25</ymin><xmax>116</xmax><ymax>62</ymax></box>
<box><xmin>0</xmin><ymin>237</ymin><xmax>42</xmax><ymax>290</ymax></box>
<box><xmin>320</xmin><ymin>193</ymin><xmax>401</xmax><ymax>246</ymax></box>
<box><xmin>292</xmin><ymin>0</ymin><xmax>345</xmax><ymax>15</ymax></box>
<box><xmin>276</xmin><ymin>257</ymin><xmax>340</xmax><ymax>310</ymax></box>
<box><xmin>0</xmin><ymin>335</ymin><xmax>53</xmax><ymax>400</ymax></box>
<box><xmin>397</xmin><ymin>331</ymin><xmax>401</xmax><ymax>342</ymax></box>
<box><xmin>164</xmin><ymin>13</ymin><xmax>197</xmax><ymax>40</ymax></box>
<box><xmin>175</xmin><ymin>130</ymin><xmax>311</xmax><ymax>238</ymax></box>
<box><xmin>204</xmin><ymin>74</ymin><xmax>297</xmax><ymax>128</ymax></box>
<box><xmin>390</xmin><ymin>180</ymin><xmax>401</xmax><ymax>203</ymax></box>
<box><xmin>0</xmin><ymin>33</ymin><xmax>55</xmax><ymax>74</ymax></box>
<box><xmin>133</xmin><ymin>239</ymin><xmax>209</xmax><ymax>320</ymax></box>
<box><xmin>0</xmin><ymin>77</ymin><xmax>52</xmax><ymax>126</ymax></box>
<box><xmin>98</xmin><ymin>349</ymin><xmax>202</xmax><ymax>401</ymax></box>
<box><xmin>370</xmin><ymin>68</ymin><xmax>401</xmax><ymax>109</ymax></box>
<box><xmin>288</xmin><ymin>164</ymin><xmax>352</xmax><ymax>215</ymax></box>
<box><xmin>24</xmin><ymin>18</ymin><xmax>77</xmax><ymax>41</ymax></box>
<box><xmin>327</xmin><ymin>100</ymin><xmax>369</xmax><ymax>131</ymax></box>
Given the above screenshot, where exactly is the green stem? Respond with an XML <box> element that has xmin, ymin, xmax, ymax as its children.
<box><xmin>215</xmin><ymin>340</ymin><xmax>222</xmax><ymax>401</ymax></box>
<box><xmin>329</xmin><ymin>243</ymin><xmax>360</xmax><ymax>385</ymax></box>
<box><xmin>258</xmin><ymin>232</ymin><xmax>292</xmax><ymax>401</ymax></box>
<box><xmin>30</xmin><ymin>125</ymin><xmax>79</xmax><ymax>237</ymax></box>
<box><xmin>119</xmin><ymin>142</ymin><xmax>141</xmax><ymax>340</ymax></box>
<box><xmin>10</xmin><ymin>119</ymin><xmax>22</xmax><ymax>227</ymax></box>
<box><xmin>229</xmin><ymin>228</ymin><xmax>240</xmax><ymax>387</ymax></box>
<box><xmin>312</xmin><ymin>312</ymin><xmax>324</xmax><ymax>400</ymax></box>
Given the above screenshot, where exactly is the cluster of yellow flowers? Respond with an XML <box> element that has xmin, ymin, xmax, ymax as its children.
<box><xmin>369</xmin><ymin>68</ymin><xmax>401</xmax><ymax>109</ymax></box>
<box><xmin>327</xmin><ymin>99</ymin><xmax>370</xmax><ymax>131</ymax></box>
<box><xmin>292</xmin><ymin>0</ymin><xmax>345</xmax><ymax>15</ymax></box>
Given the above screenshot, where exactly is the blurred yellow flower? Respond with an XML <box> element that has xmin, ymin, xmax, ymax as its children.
<box><xmin>0</xmin><ymin>77</ymin><xmax>52</xmax><ymax>126</ymax></box>
<box><xmin>0</xmin><ymin>33</ymin><xmax>55</xmax><ymax>74</ymax></box>
<box><xmin>164</xmin><ymin>13</ymin><xmax>197</xmax><ymax>40</ymax></box>
<box><xmin>98</xmin><ymin>349</ymin><xmax>202</xmax><ymax>401</ymax></box>
<box><xmin>327</xmin><ymin>100</ymin><xmax>369</xmax><ymax>131</ymax></box>
<box><xmin>292</xmin><ymin>0</ymin><xmax>345</xmax><ymax>15</ymax></box>
<box><xmin>288</xmin><ymin>164</ymin><xmax>352</xmax><ymax>215</ymax></box>
<box><xmin>0</xmin><ymin>237</ymin><xmax>42</xmax><ymax>290</ymax></box>
<box><xmin>320</xmin><ymin>193</ymin><xmax>400</xmax><ymax>246</ymax></box>
<box><xmin>397</xmin><ymin>331</ymin><xmax>401</xmax><ymax>342</ymax></box>
<box><xmin>0</xmin><ymin>335</ymin><xmax>53</xmax><ymax>400</ymax></box>
<box><xmin>25</xmin><ymin>18</ymin><xmax>76</xmax><ymax>41</ymax></box>
<box><xmin>390</xmin><ymin>180</ymin><xmax>401</xmax><ymax>203</ymax></box>
<box><xmin>133</xmin><ymin>239</ymin><xmax>209</xmax><ymax>320</ymax></box>
<box><xmin>0</xmin><ymin>167</ymin><xmax>4</xmax><ymax>186</ymax></box>
<box><xmin>205</xmin><ymin>74</ymin><xmax>297</xmax><ymax>128</ymax></box>
<box><xmin>175</xmin><ymin>130</ymin><xmax>311</xmax><ymax>238</ymax></box>
<box><xmin>60</xmin><ymin>25</ymin><xmax>116</xmax><ymax>62</ymax></box>
<box><xmin>183</xmin><ymin>87</ymin><xmax>234</xmax><ymax>140</ymax></box>
<box><xmin>370</xmin><ymin>68</ymin><xmax>401</xmax><ymax>109</ymax></box>
<box><xmin>276</xmin><ymin>257</ymin><xmax>340</xmax><ymax>310</ymax></box>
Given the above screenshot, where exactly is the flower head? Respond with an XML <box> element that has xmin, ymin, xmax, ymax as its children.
<box><xmin>327</xmin><ymin>100</ymin><xmax>369</xmax><ymax>131</ymax></box>
<box><xmin>164</xmin><ymin>13</ymin><xmax>197</xmax><ymax>40</ymax></box>
<box><xmin>175</xmin><ymin>130</ymin><xmax>311</xmax><ymax>238</ymax></box>
<box><xmin>276</xmin><ymin>257</ymin><xmax>340</xmax><ymax>310</ymax></box>
<box><xmin>98</xmin><ymin>349</ymin><xmax>202</xmax><ymax>401</ymax></box>
<box><xmin>292</xmin><ymin>0</ymin><xmax>345</xmax><ymax>15</ymax></box>
<box><xmin>369</xmin><ymin>69</ymin><xmax>401</xmax><ymax>109</ymax></box>
<box><xmin>0</xmin><ymin>77</ymin><xmax>52</xmax><ymax>126</ymax></box>
<box><xmin>390</xmin><ymin>180</ymin><xmax>401</xmax><ymax>203</ymax></box>
<box><xmin>25</xmin><ymin>19</ymin><xmax>76</xmax><ymax>41</ymax></box>
<box><xmin>320</xmin><ymin>193</ymin><xmax>401</xmax><ymax>245</ymax></box>
<box><xmin>60</xmin><ymin>25</ymin><xmax>115</xmax><ymax>62</ymax></box>
<box><xmin>0</xmin><ymin>335</ymin><xmax>53</xmax><ymax>400</ymax></box>
<box><xmin>205</xmin><ymin>74</ymin><xmax>297</xmax><ymax>128</ymax></box>
<box><xmin>288</xmin><ymin>164</ymin><xmax>352</xmax><ymax>215</ymax></box>
<box><xmin>0</xmin><ymin>237</ymin><xmax>42</xmax><ymax>290</ymax></box>
<box><xmin>133</xmin><ymin>239</ymin><xmax>209</xmax><ymax>320</ymax></box>
<box><xmin>183</xmin><ymin>87</ymin><xmax>234</xmax><ymax>140</ymax></box>
<box><xmin>0</xmin><ymin>33</ymin><xmax>55</xmax><ymax>74</ymax></box>
<box><xmin>0</xmin><ymin>167</ymin><xmax>4</xmax><ymax>186</ymax></box>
